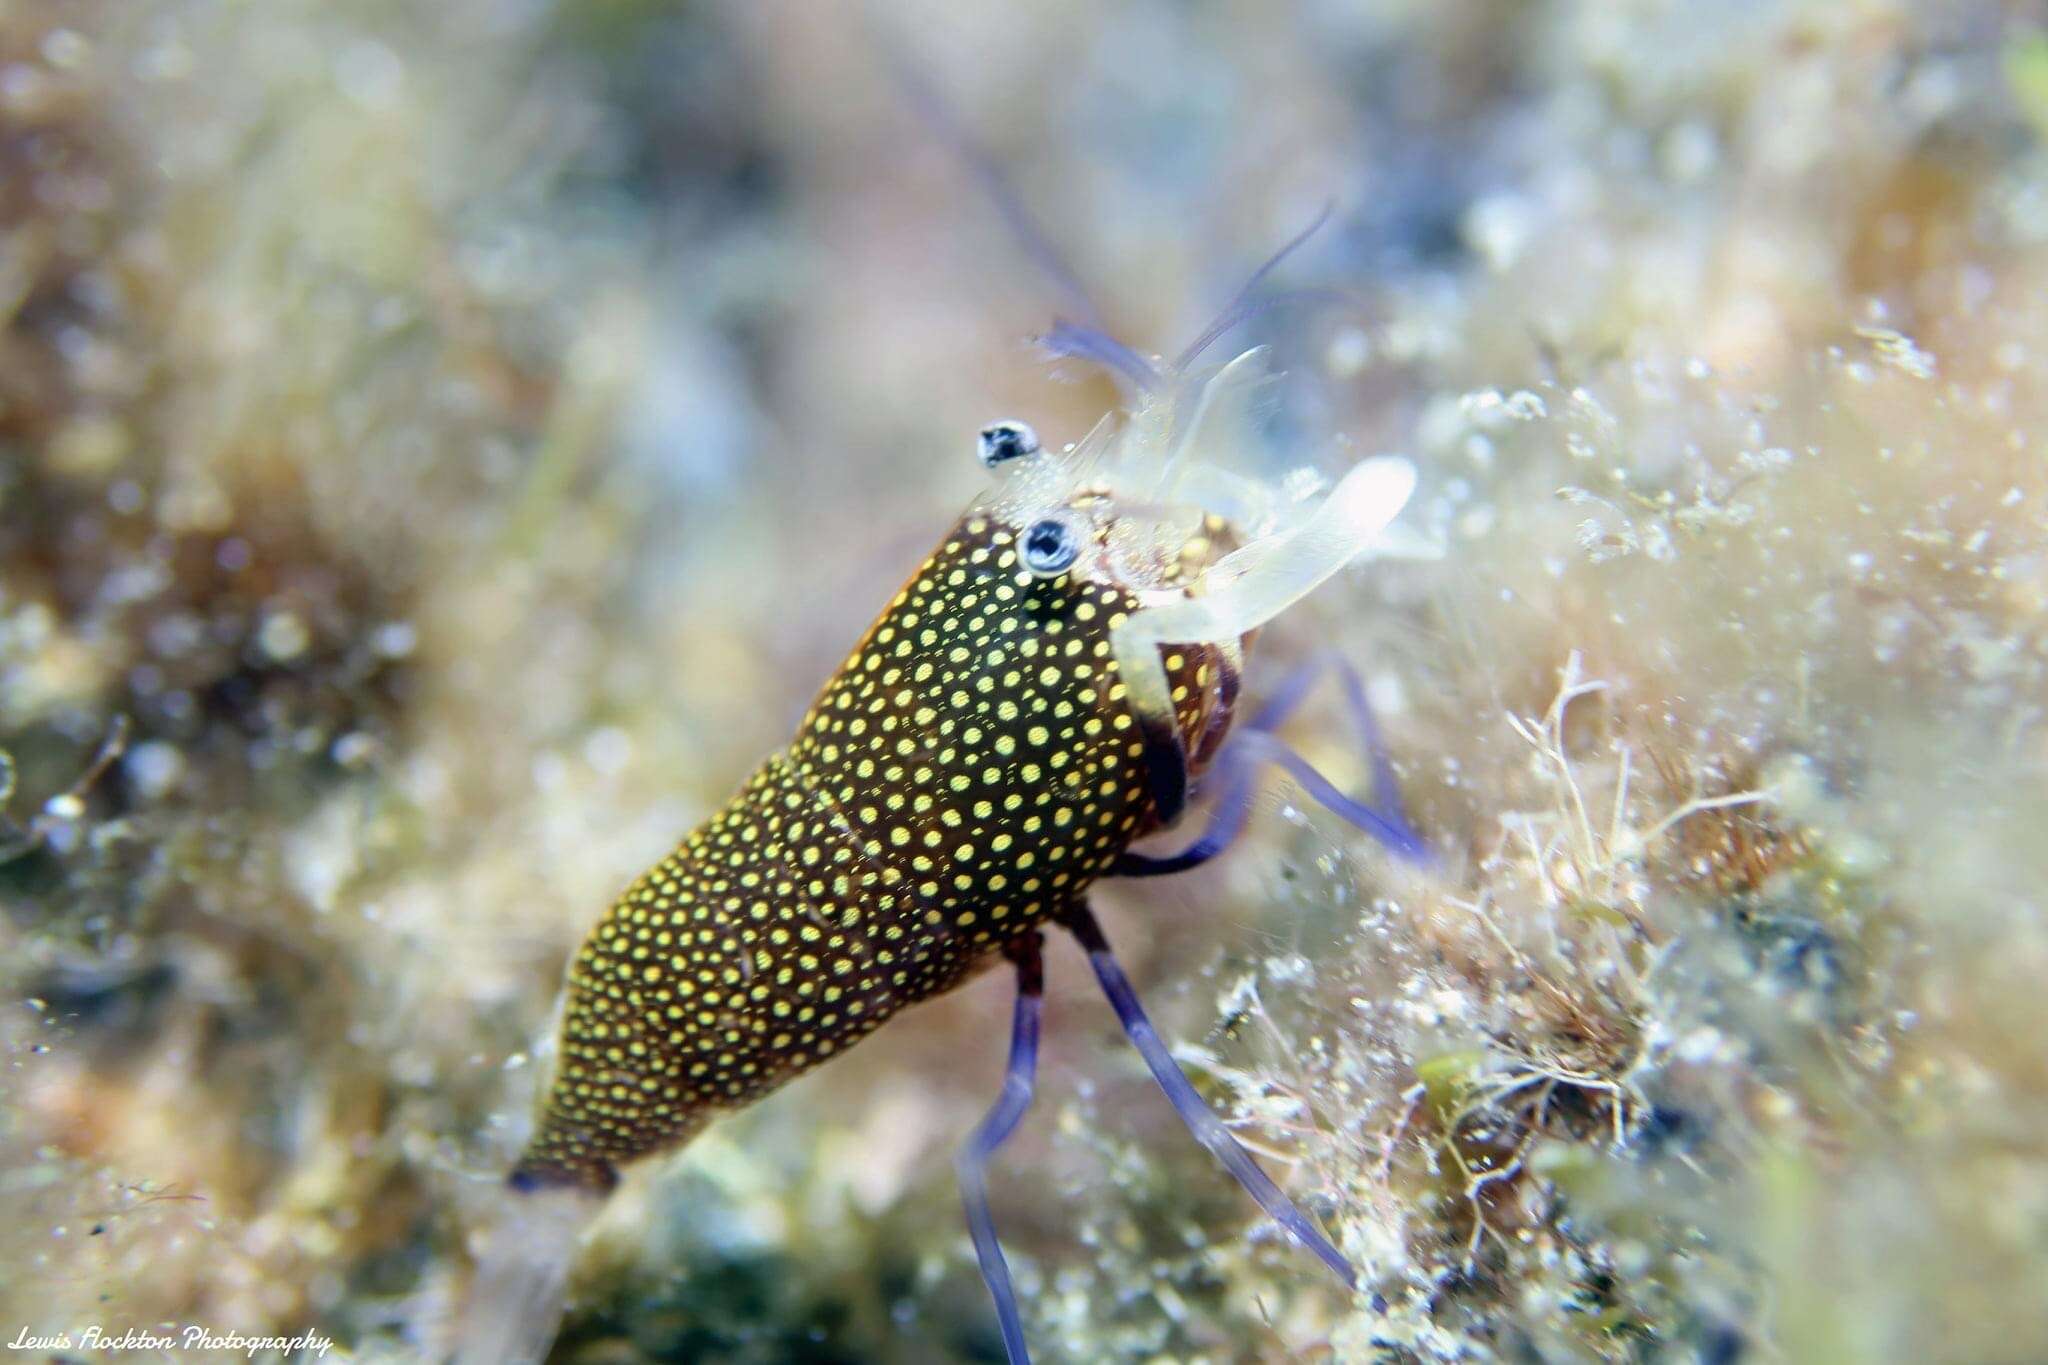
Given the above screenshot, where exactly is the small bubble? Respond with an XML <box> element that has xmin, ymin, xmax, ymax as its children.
<box><xmin>332</xmin><ymin>733</ymin><xmax>378</xmax><ymax>768</ymax></box>
<box><xmin>1659</xmin><ymin>120</ymin><xmax>1718</xmax><ymax>182</ymax></box>
<box><xmin>1366</xmin><ymin>671</ymin><xmax>1406</xmax><ymax>717</ymax></box>
<box><xmin>334</xmin><ymin>39</ymin><xmax>404</xmax><ymax>111</ymax></box>
<box><xmin>584</xmin><ymin>727</ymin><xmax>633</xmax><ymax>776</ymax></box>
<box><xmin>0</xmin><ymin>63</ymin><xmax>48</xmax><ymax>112</ymax></box>
<box><xmin>1326</xmin><ymin>326</ymin><xmax>1373</xmax><ymax>377</ymax></box>
<box><xmin>137</xmin><ymin>41</ymin><xmax>194</xmax><ymax>82</ymax></box>
<box><xmin>370</xmin><ymin>621</ymin><xmax>417</xmax><ymax>659</ymax></box>
<box><xmin>258</xmin><ymin>610</ymin><xmax>310</xmax><ymax>662</ymax></box>
<box><xmin>125</xmin><ymin>741</ymin><xmax>184</xmax><ymax>800</ymax></box>
<box><xmin>1463</xmin><ymin>193</ymin><xmax>1536</xmax><ymax>270</ymax></box>
<box><xmin>40</xmin><ymin>30</ymin><xmax>88</xmax><ymax>70</ymax></box>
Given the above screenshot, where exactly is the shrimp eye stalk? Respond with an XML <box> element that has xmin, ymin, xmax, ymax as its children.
<box><xmin>978</xmin><ymin>419</ymin><xmax>1040</xmax><ymax>468</ymax></box>
<box><xmin>1022</xmin><ymin>517</ymin><xmax>1080</xmax><ymax>576</ymax></box>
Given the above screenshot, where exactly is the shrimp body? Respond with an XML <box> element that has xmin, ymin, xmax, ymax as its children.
<box><xmin>481</xmin><ymin>345</ymin><xmax>1420</xmax><ymax>1365</ymax></box>
<box><xmin>512</xmin><ymin>512</ymin><xmax>1233</xmax><ymax>1188</ymax></box>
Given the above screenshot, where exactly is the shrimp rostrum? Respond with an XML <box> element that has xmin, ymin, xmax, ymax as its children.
<box><xmin>459</xmin><ymin>331</ymin><xmax>1427</xmax><ymax>1365</ymax></box>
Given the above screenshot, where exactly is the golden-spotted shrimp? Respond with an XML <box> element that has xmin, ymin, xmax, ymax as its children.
<box><xmin>455</xmin><ymin>308</ymin><xmax>1427</xmax><ymax>1363</ymax></box>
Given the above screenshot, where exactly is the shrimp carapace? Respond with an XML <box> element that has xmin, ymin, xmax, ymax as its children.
<box><xmin>509</xmin><ymin>518</ymin><xmax>1234</xmax><ymax>1187</ymax></box>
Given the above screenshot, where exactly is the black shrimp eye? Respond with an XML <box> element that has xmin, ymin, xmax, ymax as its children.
<box><xmin>1021</xmin><ymin>517</ymin><xmax>1080</xmax><ymax>576</ymax></box>
<box><xmin>977</xmin><ymin>419</ymin><xmax>1040</xmax><ymax>469</ymax></box>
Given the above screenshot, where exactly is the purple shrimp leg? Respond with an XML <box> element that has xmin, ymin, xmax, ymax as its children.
<box><xmin>957</xmin><ymin>932</ymin><xmax>1046</xmax><ymax>1365</ymax></box>
<box><xmin>1061</xmin><ymin>903</ymin><xmax>1357</xmax><ymax>1290</ymax></box>
<box><xmin>1115</xmin><ymin>649</ymin><xmax>1426</xmax><ymax>876</ymax></box>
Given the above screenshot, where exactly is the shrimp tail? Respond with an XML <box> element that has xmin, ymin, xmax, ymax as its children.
<box><xmin>451</xmin><ymin>1184</ymin><xmax>602</xmax><ymax>1365</ymax></box>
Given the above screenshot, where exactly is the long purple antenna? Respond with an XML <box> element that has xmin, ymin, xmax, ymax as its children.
<box><xmin>1040</xmin><ymin>318</ymin><xmax>1163</xmax><ymax>395</ymax></box>
<box><xmin>1174</xmin><ymin>202</ymin><xmax>1337</xmax><ymax>370</ymax></box>
<box><xmin>868</xmin><ymin>23</ymin><xmax>1170</xmax><ymax>400</ymax></box>
<box><xmin>957</xmin><ymin>933</ymin><xmax>1046</xmax><ymax>1365</ymax></box>
<box><xmin>869</xmin><ymin>26</ymin><xmax>1104</xmax><ymax>330</ymax></box>
<box><xmin>1061</xmin><ymin>904</ymin><xmax>1357</xmax><ymax>1290</ymax></box>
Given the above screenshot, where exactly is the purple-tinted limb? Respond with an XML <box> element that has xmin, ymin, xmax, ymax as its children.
<box><xmin>1173</xmin><ymin>202</ymin><xmax>1335</xmax><ymax>370</ymax></box>
<box><xmin>1115</xmin><ymin>649</ymin><xmax>1426</xmax><ymax>877</ymax></box>
<box><xmin>1041</xmin><ymin>318</ymin><xmax>1164</xmax><ymax>396</ymax></box>
<box><xmin>957</xmin><ymin>932</ymin><xmax>1046</xmax><ymax>1365</ymax></box>
<box><xmin>1061</xmin><ymin>903</ymin><xmax>1357</xmax><ymax>1290</ymax></box>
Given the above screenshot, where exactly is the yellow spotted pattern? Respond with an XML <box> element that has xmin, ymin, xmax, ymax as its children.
<box><xmin>513</xmin><ymin>516</ymin><xmax>1226</xmax><ymax>1189</ymax></box>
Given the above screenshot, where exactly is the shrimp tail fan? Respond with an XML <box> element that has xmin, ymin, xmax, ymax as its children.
<box><xmin>451</xmin><ymin>1185</ymin><xmax>602</xmax><ymax>1365</ymax></box>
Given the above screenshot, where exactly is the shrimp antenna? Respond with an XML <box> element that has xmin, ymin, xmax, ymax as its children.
<box><xmin>1174</xmin><ymin>202</ymin><xmax>1338</xmax><ymax>371</ymax></box>
<box><xmin>868</xmin><ymin>21</ymin><xmax>1161</xmax><ymax>395</ymax></box>
<box><xmin>1041</xmin><ymin>318</ymin><xmax>1163</xmax><ymax>395</ymax></box>
<box><xmin>870</xmin><ymin>25</ymin><xmax>1098</xmax><ymax>327</ymax></box>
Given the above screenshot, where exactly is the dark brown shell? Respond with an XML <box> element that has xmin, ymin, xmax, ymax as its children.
<box><xmin>513</xmin><ymin>514</ymin><xmax>1229</xmax><ymax>1189</ymax></box>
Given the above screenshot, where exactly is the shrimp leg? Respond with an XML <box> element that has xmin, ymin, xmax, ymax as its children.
<box><xmin>1115</xmin><ymin>648</ymin><xmax>1425</xmax><ymax>876</ymax></box>
<box><xmin>1061</xmin><ymin>903</ymin><xmax>1356</xmax><ymax>1289</ymax></box>
<box><xmin>958</xmin><ymin>931</ymin><xmax>1047</xmax><ymax>1365</ymax></box>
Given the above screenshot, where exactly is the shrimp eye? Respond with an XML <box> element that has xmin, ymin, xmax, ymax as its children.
<box><xmin>1021</xmin><ymin>517</ymin><xmax>1080</xmax><ymax>576</ymax></box>
<box><xmin>978</xmin><ymin>419</ymin><xmax>1040</xmax><ymax>468</ymax></box>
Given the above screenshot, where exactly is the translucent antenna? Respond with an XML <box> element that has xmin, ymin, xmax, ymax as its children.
<box><xmin>1161</xmin><ymin>345</ymin><xmax>1275</xmax><ymax>489</ymax></box>
<box><xmin>1041</xmin><ymin>318</ymin><xmax>1162</xmax><ymax>394</ymax></box>
<box><xmin>1175</xmin><ymin>202</ymin><xmax>1337</xmax><ymax>370</ymax></box>
<box><xmin>871</xmin><ymin>32</ymin><xmax>1103</xmax><ymax>329</ymax></box>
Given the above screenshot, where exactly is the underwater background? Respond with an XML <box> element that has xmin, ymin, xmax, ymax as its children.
<box><xmin>3</xmin><ymin>1</ymin><xmax>2047</xmax><ymax>1361</ymax></box>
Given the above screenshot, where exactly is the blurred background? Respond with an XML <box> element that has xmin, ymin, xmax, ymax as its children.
<box><xmin>3</xmin><ymin>0</ymin><xmax>2048</xmax><ymax>1360</ymax></box>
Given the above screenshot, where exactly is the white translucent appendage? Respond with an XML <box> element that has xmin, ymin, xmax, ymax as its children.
<box><xmin>452</xmin><ymin>1186</ymin><xmax>602</xmax><ymax>1365</ymax></box>
<box><xmin>1111</xmin><ymin>455</ymin><xmax>1418</xmax><ymax>735</ymax></box>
